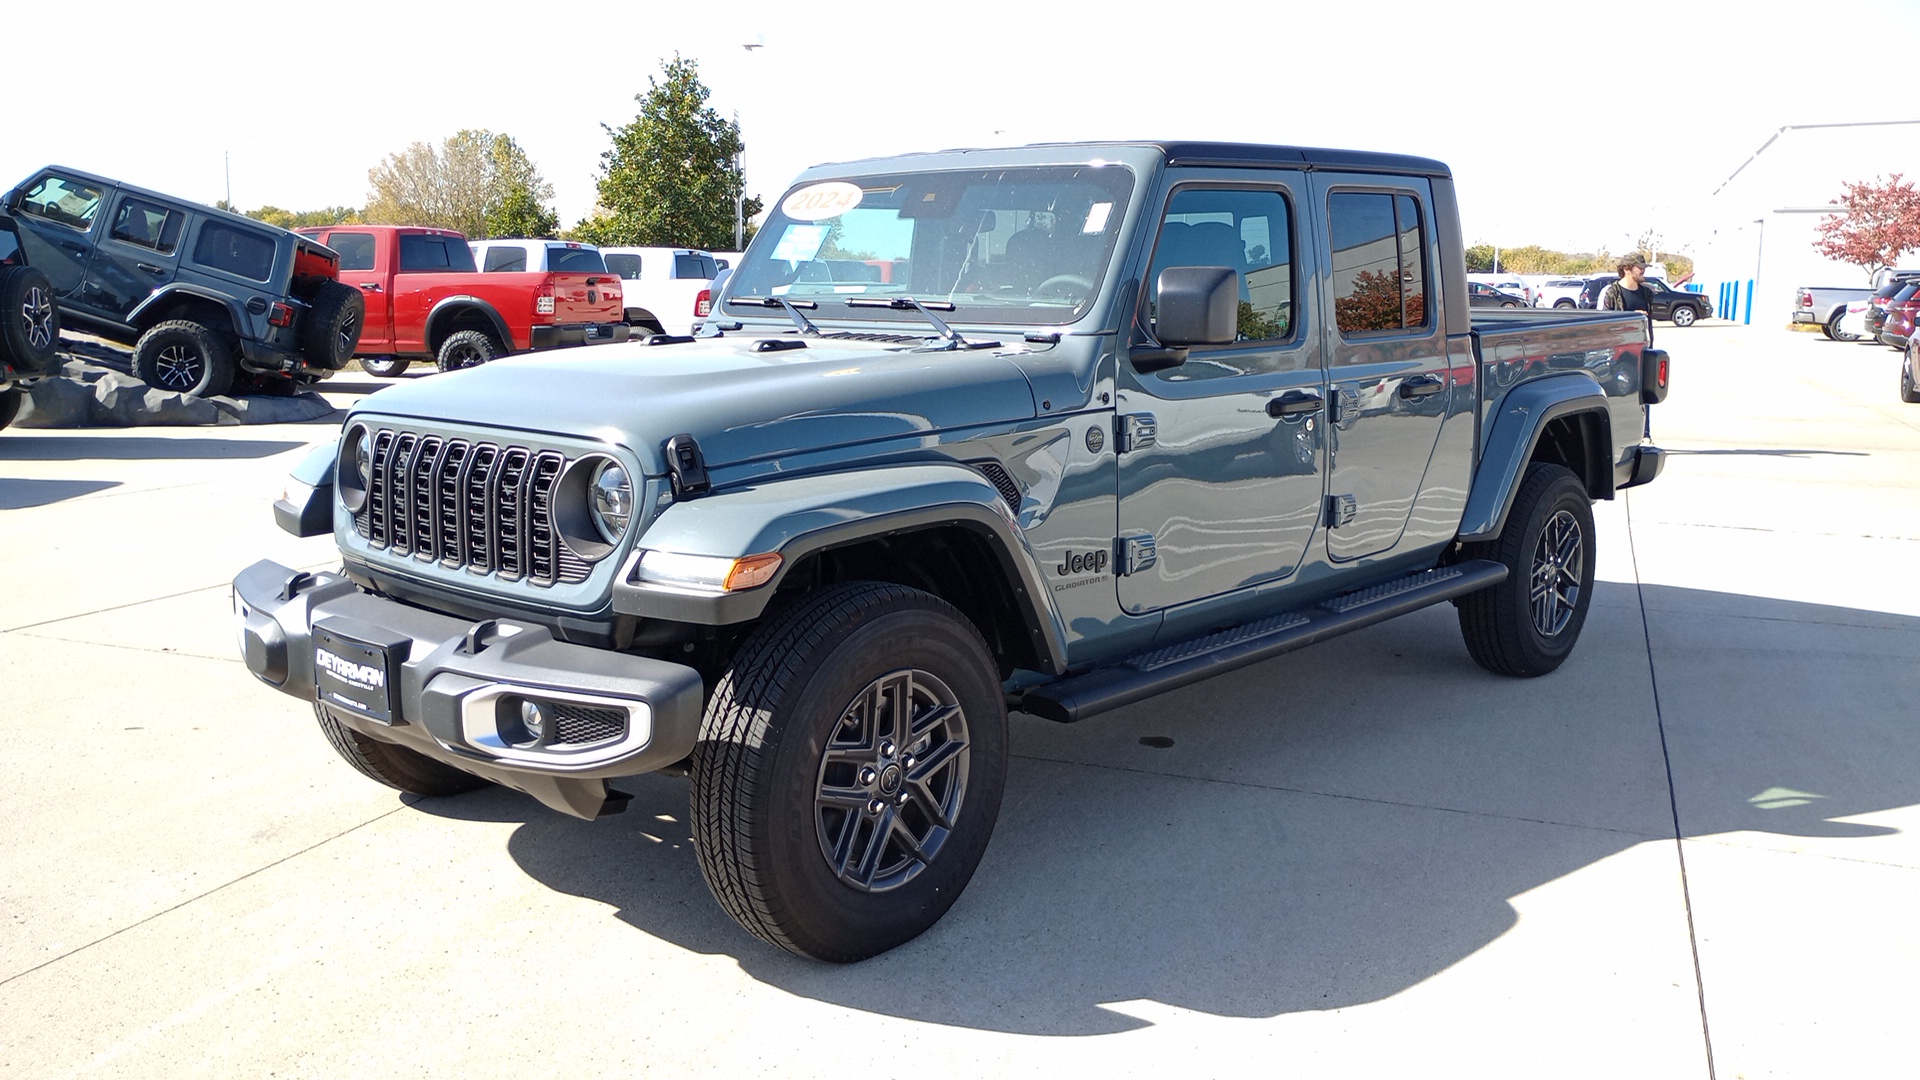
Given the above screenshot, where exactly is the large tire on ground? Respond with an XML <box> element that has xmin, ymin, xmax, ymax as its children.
<box><xmin>132</xmin><ymin>320</ymin><xmax>236</xmax><ymax>398</ymax></box>
<box><xmin>1901</xmin><ymin>346</ymin><xmax>1920</xmax><ymax>403</ymax></box>
<box><xmin>1669</xmin><ymin>304</ymin><xmax>1698</xmax><ymax>327</ymax></box>
<box><xmin>359</xmin><ymin>356</ymin><xmax>410</xmax><ymax>378</ymax></box>
<box><xmin>1553</xmin><ymin>300</ymin><xmax>1576</xmax><ymax>309</ymax></box>
<box><xmin>1823</xmin><ymin>310</ymin><xmax>1859</xmax><ymax>342</ymax></box>
<box><xmin>0</xmin><ymin>386</ymin><xmax>22</xmax><ymax>430</ymax></box>
<box><xmin>436</xmin><ymin>329</ymin><xmax>502</xmax><ymax>372</ymax></box>
<box><xmin>690</xmin><ymin>581</ymin><xmax>1009</xmax><ymax>962</ymax></box>
<box><xmin>300</xmin><ymin>280</ymin><xmax>365</xmax><ymax>369</ymax></box>
<box><xmin>1456</xmin><ymin>463</ymin><xmax>1596</xmax><ymax>678</ymax></box>
<box><xmin>314</xmin><ymin>703</ymin><xmax>490</xmax><ymax>797</ymax></box>
<box><xmin>0</xmin><ymin>265</ymin><xmax>60</xmax><ymax>374</ymax></box>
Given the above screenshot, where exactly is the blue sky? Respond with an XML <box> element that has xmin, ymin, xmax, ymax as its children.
<box><xmin>7</xmin><ymin>0</ymin><xmax>1916</xmax><ymax>255</ymax></box>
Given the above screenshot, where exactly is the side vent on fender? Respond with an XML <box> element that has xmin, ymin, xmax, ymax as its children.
<box><xmin>974</xmin><ymin>461</ymin><xmax>1022</xmax><ymax>515</ymax></box>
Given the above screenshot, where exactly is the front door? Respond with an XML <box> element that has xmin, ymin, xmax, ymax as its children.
<box><xmin>7</xmin><ymin>172</ymin><xmax>110</xmax><ymax>304</ymax></box>
<box><xmin>1115</xmin><ymin>175</ymin><xmax>1328</xmax><ymax>614</ymax></box>
<box><xmin>1313</xmin><ymin>178</ymin><xmax>1450</xmax><ymax>562</ymax></box>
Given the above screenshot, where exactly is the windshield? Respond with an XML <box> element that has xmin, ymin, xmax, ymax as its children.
<box><xmin>726</xmin><ymin>164</ymin><xmax>1135</xmax><ymax>326</ymax></box>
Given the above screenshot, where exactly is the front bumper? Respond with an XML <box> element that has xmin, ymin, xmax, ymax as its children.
<box><xmin>232</xmin><ymin>559</ymin><xmax>704</xmax><ymax>819</ymax></box>
<box><xmin>529</xmin><ymin>322</ymin><xmax>630</xmax><ymax>350</ymax></box>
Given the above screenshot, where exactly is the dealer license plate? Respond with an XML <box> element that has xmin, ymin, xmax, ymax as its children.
<box><xmin>314</xmin><ymin>624</ymin><xmax>397</xmax><ymax>724</ymax></box>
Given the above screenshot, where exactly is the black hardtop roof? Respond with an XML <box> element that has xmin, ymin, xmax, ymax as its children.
<box><xmin>810</xmin><ymin>140</ymin><xmax>1451</xmax><ymax>178</ymax></box>
<box><xmin>21</xmin><ymin>164</ymin><xmax>307</xmax><ymax>239</ymax></box>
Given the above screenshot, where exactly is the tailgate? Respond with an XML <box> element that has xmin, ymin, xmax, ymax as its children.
<box><xmin>545</xmin><ymin>272</ymin><xmax>623</xmax><ymax>323</ymax></box>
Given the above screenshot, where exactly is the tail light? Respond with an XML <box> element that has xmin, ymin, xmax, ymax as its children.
<box><xmin>535</xmin><ymin>283</ymin><xmax>556</xmax><ymax>317</ymax></box>
<box><xmin>694</xmin><ymin>289</ymin><xmax>712</xmax><ymax>318</ymax></box>
<box><xmin>267</xmin><ymin>302</ymin><xmax>296</xmax><ymax>328</ymax></box>
<box><xmin>1797</xmin><ymin>289</ymin><xmax>1811</xmax><ymax>308</ymax></box>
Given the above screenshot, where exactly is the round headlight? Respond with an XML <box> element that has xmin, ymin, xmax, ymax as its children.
<box><xmin>355</xmin><ymin>436</ymin><xmax>373</xmax><ymax>485</ymax></box>
<box><xmin>337</xmin><ymin>425</ymin><xmax>371</xmax><ymax>513</ymax></box>
<box><xmin>590</xmin><ymin>460</ymin><xmax>633</xmax><ymax>543</ymax></box>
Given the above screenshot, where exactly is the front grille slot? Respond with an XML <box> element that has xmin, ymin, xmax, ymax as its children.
<box><xmin>353</xmin><ymin>428</ymin><xmax>589</xmax><ymax>586</ymax></box>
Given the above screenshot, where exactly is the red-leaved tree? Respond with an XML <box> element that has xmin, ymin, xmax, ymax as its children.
<box><xmin>1813</xmin><ymin>174</ymin><xmax>1920</xmax><ymax>280</ymax></box>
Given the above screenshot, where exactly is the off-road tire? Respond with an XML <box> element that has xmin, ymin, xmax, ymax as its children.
<box><xmin>436</xmin><ymin>329</ymin><xmax>502</xmax><ymax>372</ymax></box>
<box><xmin>0</xmin><ymin>265</ymin><xmax>60</xmax><ymax>372</ymax></box>
<box><xmin>1456</xmin><ymin>463</ymin><xmax>1596</xmax><ymax>678</ymax></box>
<box><xmin>133</xmin><ymin>320</ymin><xmax>236</xmax><ymax>398</ymax></box>
<box><xmin>300</xmin><ymin>280</ymin><xmax>364</xmax><ymax>369</ymax></box>
<box><xmin>0</xmin><ymin>386</ymin><xmax>22</xmax><ymax>430</ymax></box>
<box><xmin>360</xmin><ymin>356</ymin><xmax>410</xmax><ymax>378</ymax></box>
<box><xmin>314</xmin><ymin>703</ymin><xmax>490</xmax><ymax>797</ymax></box>
<box><xmin>690</xmin><ymin>581</ymin><xmax>1009</xmax><ymax>962</ymax></box>
<box><xmin>1901</xmin><ymin>347</ymin><xmax>1920</xmax><ymax>403</ymax></box>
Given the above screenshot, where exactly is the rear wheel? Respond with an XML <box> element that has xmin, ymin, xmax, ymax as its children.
<box><xmin>314</xmin><ymin>703</ymin><xmax>490</xmax><ymax>796</ymax></box>
<box><xmin>132</xmin><ymin>320</ymin><xmax>236</xmax><ymax>398</ymax></box>
<box><xmin>436</xmin><ymin>329</ymin><xmax>501</xmax><ymax>372</ymax></box>
<box><xmin>1553</xmin><ymin>299</ymin><xmax>1575</xmax><ymax>309</ymax></box>
<box><xmin>1456</xmin><ymin>463</ymin><xmax>1596</xmax><ymax>678</ymax></box>
<box><xmin>690</xmin><ymin>581</ymin><xmax>1009</xmax><ymax>962</ymax></box>
<box><xmin>0</xmin><ymin>265</ymin><xmax>60</xmax><ymax>373</ymax></box>
<box><xmin>1901</xmin><ymin>347</ymin><xmax>1920</xmax><ymax>403</ymax></box>
<box><xmin>359</xmin><ymin>356</ymin><xmax>411</xmax><ymax>378</ymax></box>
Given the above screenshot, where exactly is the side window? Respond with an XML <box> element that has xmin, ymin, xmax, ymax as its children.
<box><xmin>192</xmin><ymin>223</ymin><xmax>276</xmax><ymax>281</ymax></box>
<box><xmin>328</xmin><ymin>232</ymin><xmax>376</xmax><ymax>272</ymax></box>
<box><xmin>110</xmin><ymin>198</ymin><xmax>184</xmax><ymax>254</ymax></box>
<box><xmin>481</xmin><ymin>245</ymin><xmax>527</xmax><ymax>272</ymax></box>
<box><xmin>1145</xmin><ymin>187</ymin><xmax>1294</xmax><ymax>343</ymax></box>
<box><xmin>400</xmin><ymin>235</ymin><xmax>476</xmax><ymax>272</ymax></box>
<box><xmin>17</xmin><ymin>176</ymin><xmax>105</xmax><ymax>232</ymax></box>
<box><xmin>1329</xmin><ymin>191</ymin><xmax>1428</xmax><ymax>334</ymax></box>
<box><xmin>604</xmin><ymin>253</ymin><xmax>642</xmax><ymax>279</ymax></box>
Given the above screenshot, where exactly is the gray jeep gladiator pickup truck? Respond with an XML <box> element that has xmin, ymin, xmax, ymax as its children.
<box><xmin>234</xmin><ymin>141</ymin><xmax>1669</xmax><ymax>962</ymax></box>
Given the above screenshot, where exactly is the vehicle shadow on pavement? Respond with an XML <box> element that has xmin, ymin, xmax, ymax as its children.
<box><xmin>0</xmin><ymin>477</ymin><xmax>121</xmax><ymax>509</ymax></box>
<box><xmin>411</xmin><ymin>583</ymin><xmax>1919</xmax><ymax>1035</ymax></box>
<box><xmin>0</xmin><ymin>436</ymin><xmax>310</xmax><ymax>460</ymax></box>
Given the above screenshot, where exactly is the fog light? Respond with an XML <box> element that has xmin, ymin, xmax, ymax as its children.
<box><xmin>521</xmin><ymin>700</ymin><xmax>549</xmax><ymax>740</ymax></box>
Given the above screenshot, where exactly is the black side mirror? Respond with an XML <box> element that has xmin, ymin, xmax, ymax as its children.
<box><xmin>1133</xmin><ymin>265</ymin><xmax>1239</xmax><ymax>372</ymax></box>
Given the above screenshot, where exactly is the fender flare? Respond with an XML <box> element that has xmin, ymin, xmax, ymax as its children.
<box><xmin>424</xmin><ymin>296</ymin><xmax>513</xmax><ymax>354</ymax></box>
<box><xmin>611</xmin><ymin>462</ymin><xmax>1069</xmax><ymax>673</ymax></box>
<box><xmin>1458</xmin><ymin>373</ymin><xmax>1612</xmax><ymax>542</ymax></box>
<box><xmin>127</xmin><ymin>284</ymin><xmax>247</xmax><ymax>335</ymax></box>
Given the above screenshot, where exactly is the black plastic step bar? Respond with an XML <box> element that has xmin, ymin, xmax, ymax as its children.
<box><xmin>1015</xmin><ymin>560</ymin><xmax>1508</xmax><ymax>724</ymax></box>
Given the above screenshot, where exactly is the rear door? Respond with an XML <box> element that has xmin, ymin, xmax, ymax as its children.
<box><xmin>1312</xmin><ymin>177</ymin><xmax>1450</xmax><ymax>563</ymax></box>
<box><xmin>90</xmin><ymin>193</ymin><xmax>185</xmax><ymax>321</ymax></box>
<box><xmin>314</xmin><ymin>229</ymin><xmax>392</xmax><ymax>350</ymax></box>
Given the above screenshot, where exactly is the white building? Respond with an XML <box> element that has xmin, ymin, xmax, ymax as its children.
<box><xmin>1692</xmin><ymin>121</ymin><xmax>1920</xmax><ymax>326</ymax></box>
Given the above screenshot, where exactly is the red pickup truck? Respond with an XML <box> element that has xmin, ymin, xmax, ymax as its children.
<box><xmin>295</xmin><ymin>225</ymin><xmax>627</xmax><ymax>377</ymax></box>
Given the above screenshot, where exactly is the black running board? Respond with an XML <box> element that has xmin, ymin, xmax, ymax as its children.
<box><xmin>1015</xmin><ymin>560</ymin><xmax>1508</xmax><ymax>724</ymax></box>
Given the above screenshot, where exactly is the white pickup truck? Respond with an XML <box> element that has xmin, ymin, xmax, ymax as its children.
<box><xmin>599</xmin><ymin>246</ymin><xmax>717</xmax><ymax>337</ymax></box>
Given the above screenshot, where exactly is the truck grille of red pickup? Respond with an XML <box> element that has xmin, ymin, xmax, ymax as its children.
<box><xmin>355</xmin><ymin>429</ymin><xmax>591</xmax><ymax>586</ymax></box>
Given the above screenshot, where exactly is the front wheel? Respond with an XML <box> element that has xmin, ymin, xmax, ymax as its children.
<box><xmin>1670</xmin><ymin>304</ymin><xmax>1698</xmax><ymax>327</ymax></box>
<box><xmin>1553</xmin><ymin>299</ymin><xmax>1575</xmax><ymax>309</ymax></box>
<box><xmin>1901</xmin><ymin>347</ymin><xmax>1920</xmax><ymax>403</ymax></box>
<box><xmin>1456</xmin><ymin>463</ymin><xmax>1596</xmax><ymax>678</ymax></box>
<box><xmin>314</xmin><ymin>704</ymin><xmax>490</xmax><ymax>796</ymax></box>
<box><xmin>360</xmin><ymin>356</ymin><xmax>411</xmax><ymax>378</ymax></box>
<box><xmin>690</xmin><ymin>581</ymin><xmax>1009</xmax><ymax>962</ymax></box>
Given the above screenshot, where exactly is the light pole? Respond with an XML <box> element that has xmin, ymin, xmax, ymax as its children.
<box><xmin>1750</xmin><ymin>217</ymin><xmax>1765</xmax><ymax>326</ymax></box>
<box><xmin>734</xmin><ymin>39</ymin><xmax>763</xmax><ymax>251</ymax></box>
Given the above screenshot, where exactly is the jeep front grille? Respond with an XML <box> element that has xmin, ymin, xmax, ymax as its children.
<box><xmin>355</xmin><ymin>429</ymin><xmax>589</xmax><ymax>585</ymax></box>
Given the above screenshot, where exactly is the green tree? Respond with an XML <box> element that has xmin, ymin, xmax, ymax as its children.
<box><xmin>362</xmin><ymin>130</ymin><xmax>558</xmax><ymax>239</ymax></box>
<box><xmin>242</xmin><ymin>205</ymin><xmax>362</xmax><ymax>229</ymax></box>
<box><xmin>575</xmin><ymin>55</ymin><xmax>761</xmax><ymax>250</ymax></box>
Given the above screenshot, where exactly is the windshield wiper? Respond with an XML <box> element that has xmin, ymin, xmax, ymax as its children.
<box><xmin>726</xmin><ymin>295</ymin><xmax>823</xmax><ymax>336</ymax></box>
<box><xmin>844</xmin><ymin>296</ymin><xmax>997</xmax><ymax>350</ymax></box>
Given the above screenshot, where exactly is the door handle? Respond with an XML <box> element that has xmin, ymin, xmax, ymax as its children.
<box><xmin>358</xmin><ymin>282</ymin><xmax>382</xmax><ymax>292</ymax></box>
<box><xmin>137</xmin><ymin>263</ymin><xmax>164</xmax><ymax>275</ymax></box>
<box><xmin>1399</xmin><ymin>373</ymin><xmax>1446</xmax><ymax>399</ymax></box>
<box><xmin>1266</xmin><ymin>390</ymin><xmax>1323</xmax><ymax>418</ymax></box>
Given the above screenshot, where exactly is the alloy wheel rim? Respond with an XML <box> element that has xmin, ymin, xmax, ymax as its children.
<box><xmin>21</xmin><ymin>286</ymin><xmax>53</xmax><ymax>350</ymax></box>
<box><xmin>153</xmin><ymin>342</ymin><xmax>204</xmax><ymax>390</ymax></box>
<box><xmin>1530</xmin><ymin>509</ymin><xmax>1583</xmax><ymax>637</ymax></box>
<box><xmin>814</xmin><ymin>667</ymin><xmax>970</xmax><ymax>893</ymax></box>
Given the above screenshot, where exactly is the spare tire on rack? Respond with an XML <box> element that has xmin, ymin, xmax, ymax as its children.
<box><xmin>0</xmin><ymin>265</ymin><xmax>61</xmax><ymax>376</ymax></box>
<box><xmin>301</xmin><ymin>280</ymin><xmax>364</xmax><ymax>369</ymax></box>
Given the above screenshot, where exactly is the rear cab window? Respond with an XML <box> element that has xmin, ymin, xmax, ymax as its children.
<box><xmin>401</xmin><ymin>235</ymin><xmax>477</xmax><ymax>272</ymax></box>
<box><xmin>546</xmin><ymin>245</ymin><xmax>606</xmax><ymax>273</ymax></box>
<box><xmin>674</xmin><ymin>253</ymin><xmax>717</xmax><ymax>278</ymax></box>
<box><xmin>1328</xmin><ymin>191</ymin><xmax>1428</xmax><ymax>335</ymax></box>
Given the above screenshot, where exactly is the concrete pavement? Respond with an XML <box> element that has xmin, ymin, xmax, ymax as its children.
<box><xmin>1</xmin><ymin>325</ymin><xmax>1914</xmax><ymax>1078</ymax></box>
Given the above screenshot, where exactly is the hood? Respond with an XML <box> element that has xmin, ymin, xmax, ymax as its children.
<box><xmin>349</xmin><ymin>334</ymin><xmax>1040</xmax><ymax>475</ymax></box>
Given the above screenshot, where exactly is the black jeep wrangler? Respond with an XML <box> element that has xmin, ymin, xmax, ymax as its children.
<box><xmin>0</xmin><ymin>166</ymin><xmax>363</xmax><ymax>401</ymax></box>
